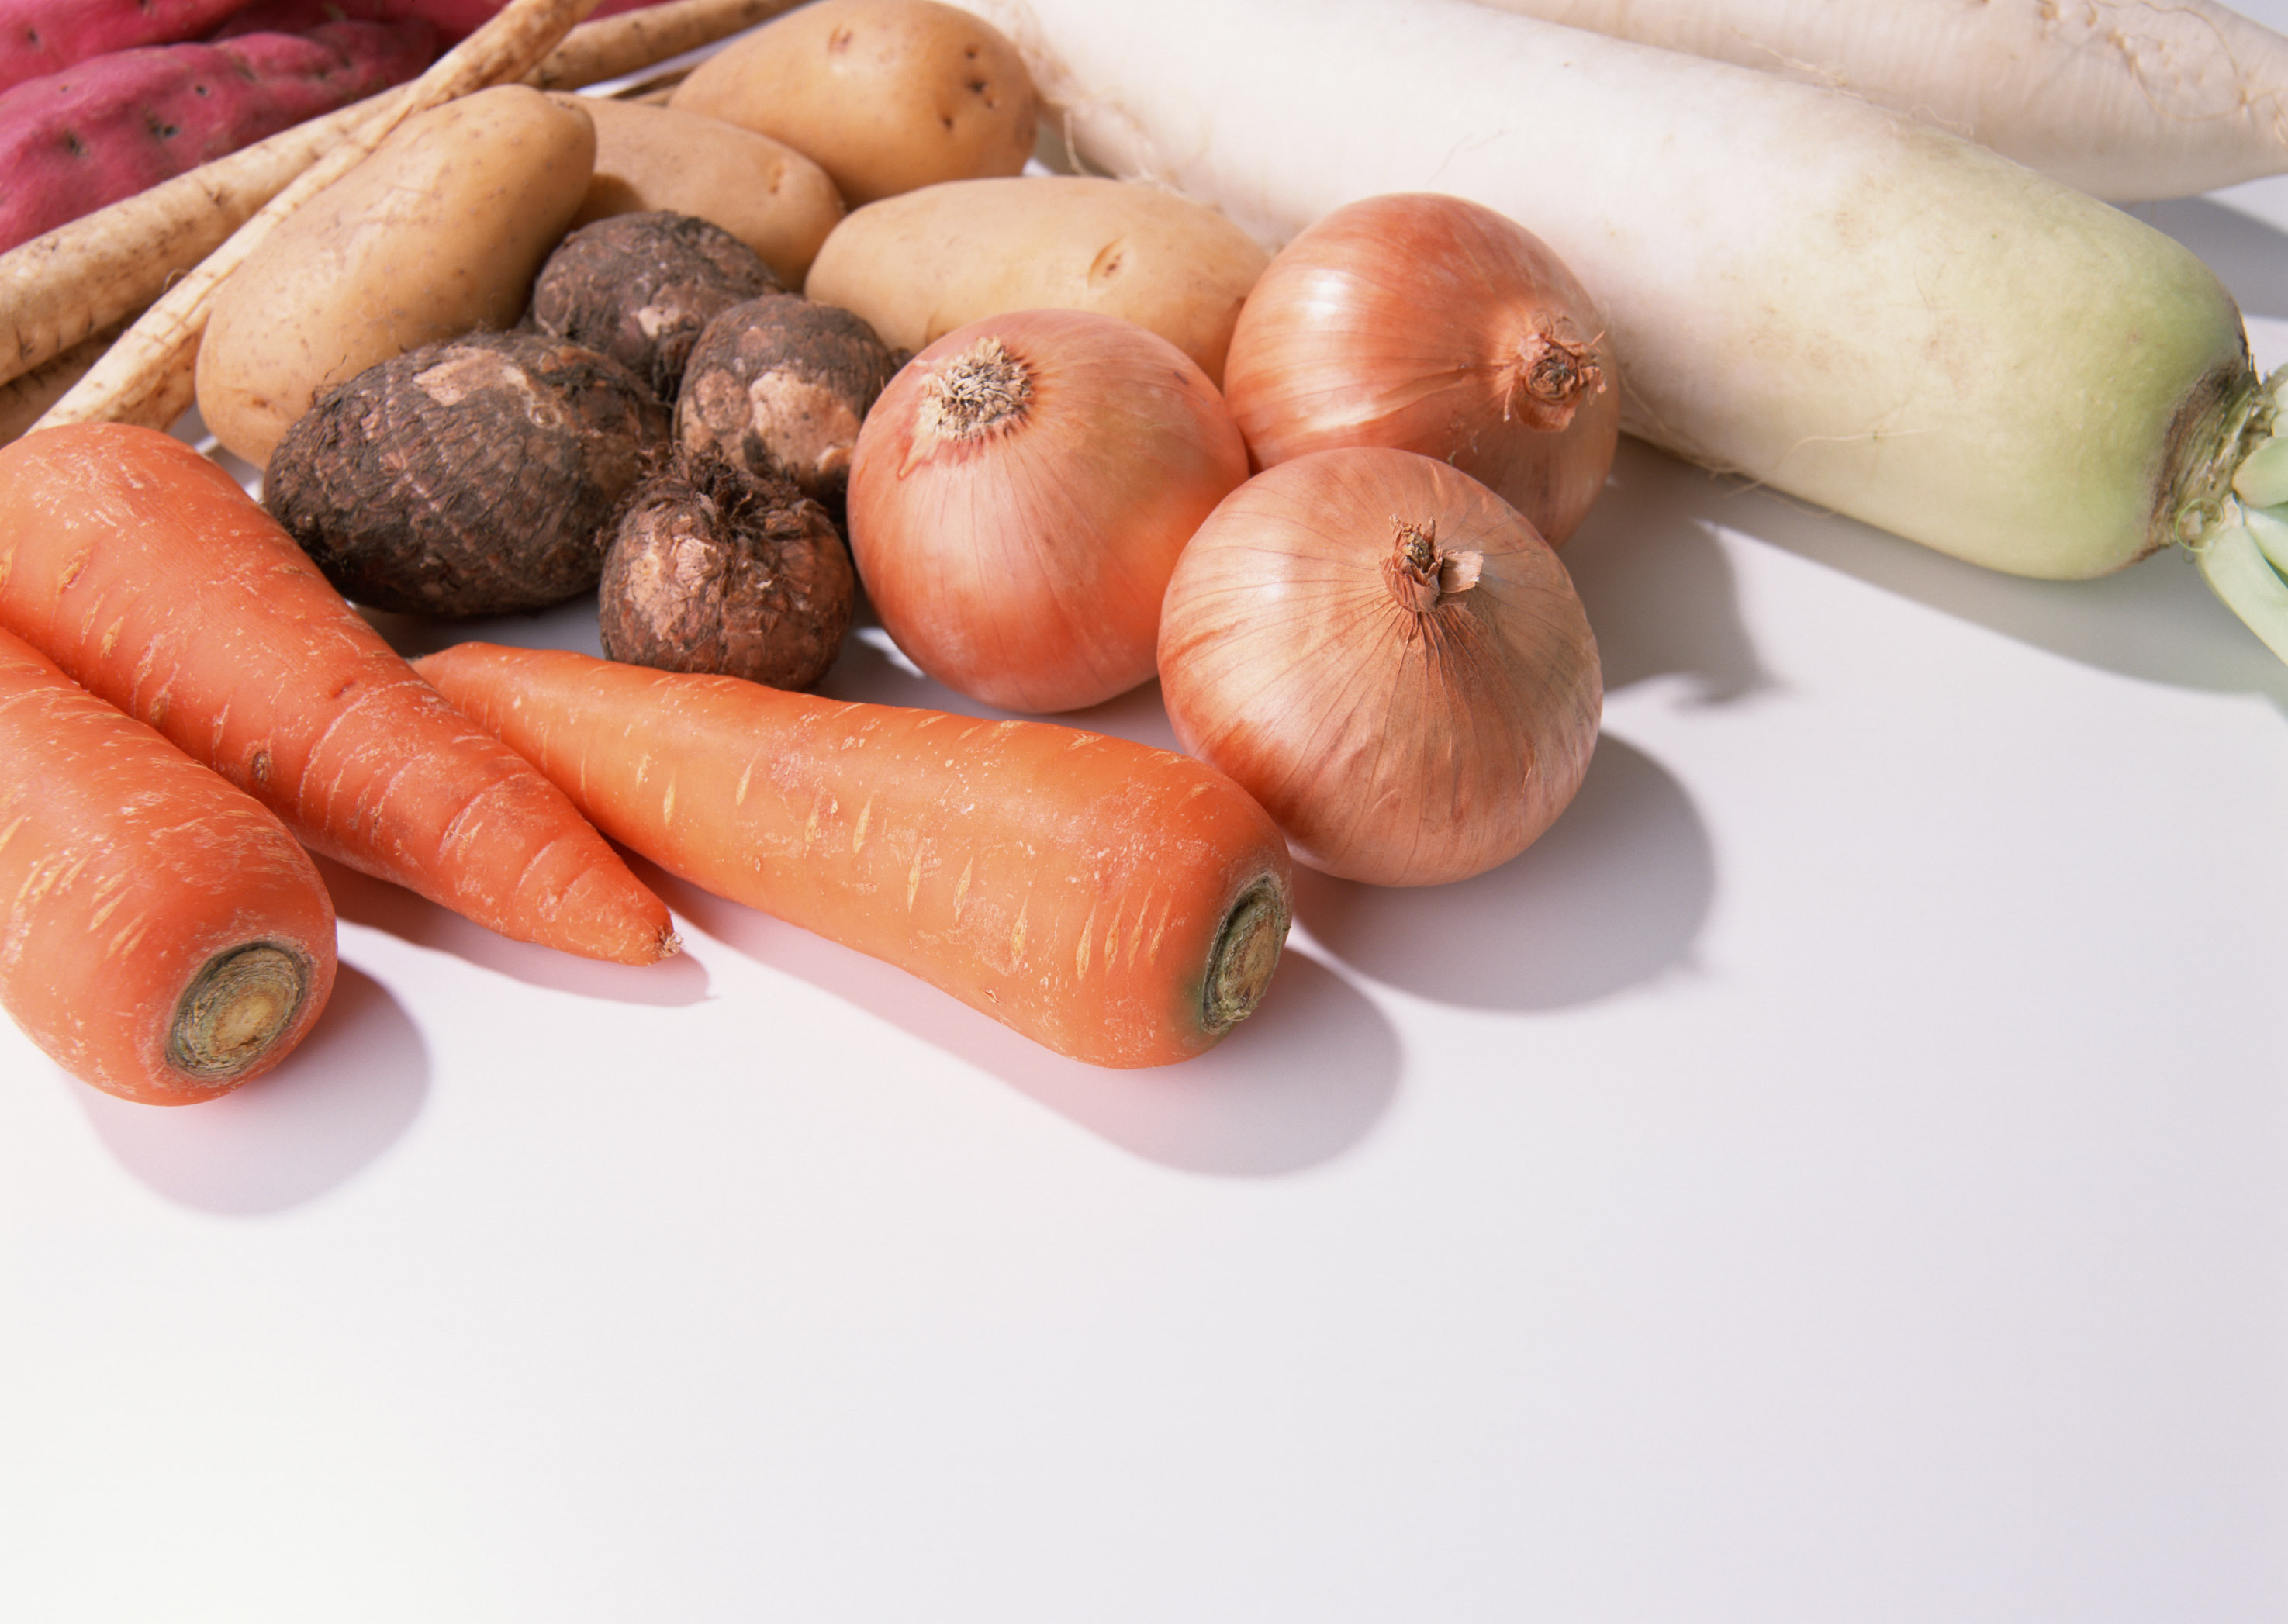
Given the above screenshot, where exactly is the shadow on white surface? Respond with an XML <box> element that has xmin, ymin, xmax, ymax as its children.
<box><xmin>73</xmin><ymin>966</ymin><xmax>429</xmax><ymax>1215</ymax></box>
<box><xmin>312</xmin><ymin>855</ymin><xmax>712</xmax><ymax>1007</ymax></box>
<box><xmin>1579</xmin><ymin>427</ymin><xmax>2288</xmax><ymax>704</ymax></box>
<box><xmin>1728</xmin><ymin>476</ymin><xmax>2288</xmax><ymax>702</ymax></box>
<box><xmin>996</xmin><ymin>945</ymin><xmax>1398</xmax><ymax>1174</ymax></box>
<box><xmin>1564</xmin><ymin>438</ymin><xmax>1773</xmax><ymax>704</ymax></box>
<box><xmin>641</xmin><ymin>863</ymin><xmax>1399</xmax><ymax>1175</ymax></box>
<box><xmin>1292</xmin><ymin>734</ymin><xmax>1710</xmax><ymax>1011</ymax></box>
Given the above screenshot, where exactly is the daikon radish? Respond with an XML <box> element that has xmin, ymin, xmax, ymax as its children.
<box><xmin>1471</xmin><ymin>0</ymin><xmax>2288</xmax><ymax>202</ymax></box>
<box><xmin>972</xmin><ymin>0</ymin><xmax>2288</xmax><ymax>659</ymax></box>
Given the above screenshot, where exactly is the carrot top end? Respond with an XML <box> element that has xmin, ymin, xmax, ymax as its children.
<box><xmin>1201</xmin><ymin>873</ymin><xmax>1289</xmax><ymax>1037</ymax></box>
<box><xmin>164</xmin><ymin>939</ymin><xmax>313</xmax><ymax>1082</ymax></box>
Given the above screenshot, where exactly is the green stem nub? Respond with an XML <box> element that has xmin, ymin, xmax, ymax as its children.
<box><xmin>2186</xmin><ymin>364</ymin><xmax>2288</xmax><ymax>665</ymax></box>
<box><xmin>1201</xmin><ymin>877</ymin><xmax>1291</xmax><ymax>1035</ymax></box>
<box><xmin>167</xmin><ymin>942</ymin><xmax>309</xmax><ymax>1080</ymax></box>
<box><xmin>2195</xmin><ymin>523</ymin><xmax>2288</xmax><ymax>664</ymax></box>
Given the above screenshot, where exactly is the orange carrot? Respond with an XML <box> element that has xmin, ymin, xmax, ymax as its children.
<box><xmin>0</xmin><ymin>624</ymin><xmax>336</xmax><ymax>1103</ymax></box>
<box><xmin>413</xmin><ymin>642</ymin><xmax>1294</xmax><ymax>1067</ymax></box>
<box><xmin>0</xmin><ymin>423</ymin><xmax>677</xmax><ymax>964</ymax></box>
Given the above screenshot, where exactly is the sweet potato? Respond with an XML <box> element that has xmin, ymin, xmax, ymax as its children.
<box><xmin>0</xmin><ymin>1</ymin><xmax>247</xmax><ymax>94</ymax></box>
<box><xmin>0</xmin><ymin>21</ymin><xmax>438</xmax><ymax>255</ymax></box>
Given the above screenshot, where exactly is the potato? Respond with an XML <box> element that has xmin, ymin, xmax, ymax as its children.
<box><xmin>665</xmin><ymin>0</ymin><xmax>1037</xmax><ymax>206</ymax></box>
<box><xmin>558</xmin><ymin>95</ymin><xmax>845</xmax><ymax>287</ymax></box>
<box><xmin>196</xmin><ymin>85</ymin><xmax>596</xmax><ymax>468</ymax></box>
<box><xmin>802</xmin><ymin>175</ymin><xmax>1272</xmax><ymax>385</ymax></box>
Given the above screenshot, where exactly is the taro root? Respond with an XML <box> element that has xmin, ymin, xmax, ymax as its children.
<box><xmin>599</xmin><ymin>449</ymin><xmax>854</xmax><ymax>690</ymax></box>
<box><xmin>529</xmin><ymin>210</ymin><xmax>784</xmax><ymax>400</ymax></box>
<box><xmin>675</xmin><ymin>295</ymin><xmax>899</xmax><ymax>514</ymax></box>
<box><xmin>264</xmin><ymin>330</ymin><xmax>669</xmax><ymax>617</ymax></box>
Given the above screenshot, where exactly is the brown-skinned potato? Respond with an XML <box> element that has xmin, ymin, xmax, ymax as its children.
<box><xmin>557</xmin><ymin>95</ymin><xmax>846</xmax><ymax>288</ymax></box>
<box><xmin>195</xmin><ymin>85</ymin><xmax>596</xmax><ymax>468</ymax></box>
<box><xmin>666</xmin><ymin>0</ymin><xmax>1038</xmax><ymax>206</ymax></box>
<box><xmin>803</xmin><ymin>174</ymin><xmax>1270</xmax><ymax>386</ymax></box>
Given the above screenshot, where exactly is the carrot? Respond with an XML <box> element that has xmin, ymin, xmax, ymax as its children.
<box><xmin>0</xmin><ymin>624</ymin><xmax>337</xmax><ymax>1104</ymax></box>
<box><xmin>411</xmin><ymin>642</ymin><xmax>1294</xmax><ymax>1068</ymax></box>
<box><xmin>0</xmin><ymin>423</ymin><xmax>678</xmax><ymax>965</ymax></box>
<box><xmin>0</xmin><ymin>0</ymin><xmax>790</xmax><ymax>399</ymax></box>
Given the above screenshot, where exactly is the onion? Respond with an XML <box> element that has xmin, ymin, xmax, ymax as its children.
<box><xmin>1157</xmin><ymin>447</ymin><xmax>1601</xmax><ymax>886</ymax></box>
<box><xmin>846</xmin><ymin>307</ymin><xmax>1250</xmax><ymax>713</ymax></box>
<box><xmin>1221</xmin><ymin>192</ymin><xmax>1621</xmax><ymax>546</ymax></box>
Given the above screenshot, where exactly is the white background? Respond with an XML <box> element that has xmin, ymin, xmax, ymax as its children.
<box><xmin>7</xmin><ymin>6</ymin><xmax>2288</xmax><ymax>1620</ymax></box>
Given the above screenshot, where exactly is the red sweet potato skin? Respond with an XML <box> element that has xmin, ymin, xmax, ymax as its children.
<box><xmin>218</xmin><ymin>1</ymin><xmax>670</xmax><ymax>46</ymax></box>
<box><xmin>0</xmin><ymin>20</ymin><xmax>436</xmax><ymax>253</ymax></box>
<box><xmin>0</xmin><ymin>1</ymin><xmax>247</xmax><ymax>95</ymax></box>
<box><xmin>0</xmin><ymin>0</ymin><xmax>658</xmax><ymax>92</ymax></box>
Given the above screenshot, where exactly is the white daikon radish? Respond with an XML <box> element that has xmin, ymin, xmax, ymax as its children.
<box><xmin>1471</xmin><ymin>0</ymin><xmax>2288</xmax><ymax>202</ymax></box>
<box><xmin>971</xmin><ymin>0</ymin><xmax>2288</xmax><ymax>659</ymax></box>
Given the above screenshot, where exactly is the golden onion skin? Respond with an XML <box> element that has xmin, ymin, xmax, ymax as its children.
<box><xmin>1157</xmin><ymin>447</ymin><xmax>1602</xmax><ymax>887</ymax></box>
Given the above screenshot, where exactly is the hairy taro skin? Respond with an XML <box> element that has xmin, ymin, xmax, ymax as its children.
<box><xmin>529</xmin><ymin>210</ymin><xmax>784</xmax><ymax>401</ymax></box>
<box><xmin>264</xmin><ymin>330</ymin><xmax>669</xmax><ymax>617</ymax></box>
<box><xmin>598</xmin><ymin>451</ymin><xmax>854</xmax><ymax>690</ymax></box>
<box><xmin>675</xmin><ymin>295</ymin><xmax>900</xmax><ymax>514</ymax></box>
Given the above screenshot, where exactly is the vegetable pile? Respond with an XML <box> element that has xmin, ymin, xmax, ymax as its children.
<box><xmin>5</xmin><ymin>0</ymin><xmax>2288</xmax><ymax>1099</ymax></box>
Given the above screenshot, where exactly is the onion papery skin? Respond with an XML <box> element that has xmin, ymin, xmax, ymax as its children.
<box><xmin>1158</xmin><ymin>447</ymin><xmax>1602</xmax><ymax>886</ymax></box>
<box><xmin>847</xmin><ymin>308</ymin><xmax>1251</xmax><ymax>713</ymax></box>
<box><xmin>1222</xmin><ymin>192</ymin><xmax>1621</xmax><ymax>547</ymax></box>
